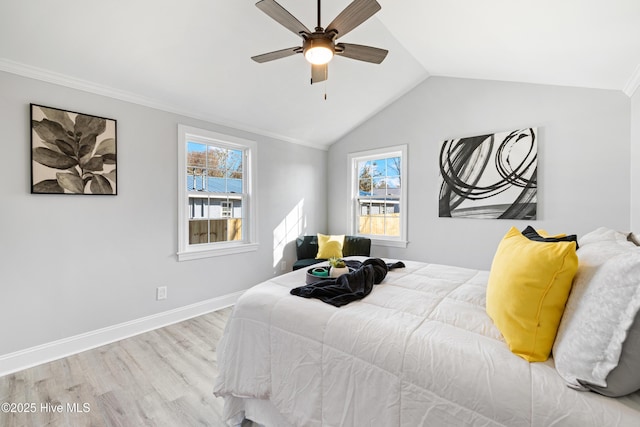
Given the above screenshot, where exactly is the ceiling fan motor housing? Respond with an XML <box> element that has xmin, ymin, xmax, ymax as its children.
<box><xmin>303</xmin><ymin>31</ymin><xmax>336</xmax><ymax>64</ymax></box>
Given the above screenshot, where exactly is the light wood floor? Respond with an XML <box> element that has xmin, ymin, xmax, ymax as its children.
<box><xmin>0</xmin><ymin>307</ymin><xmax>240</xmax><ymax>427</ymax></box>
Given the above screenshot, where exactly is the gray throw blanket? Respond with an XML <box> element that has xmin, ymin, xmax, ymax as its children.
<box><xmin>290</xmin><ymin>258</ymin><xmax>405</xmax><ymax>307</ymax></box>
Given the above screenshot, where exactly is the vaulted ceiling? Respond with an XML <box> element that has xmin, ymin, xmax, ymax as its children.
<box><xmin>1</xmin><ymin>1</ymin><xmax>639</xmax><ymax>149</ymax></box>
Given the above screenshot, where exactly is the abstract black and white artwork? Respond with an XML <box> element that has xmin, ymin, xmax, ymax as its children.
<box><xmin>439</xmin><ymin>128</ymin><xmax>537</xmax><ymax>219</ymax></box>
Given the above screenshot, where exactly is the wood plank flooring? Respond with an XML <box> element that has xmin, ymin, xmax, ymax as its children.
<box><xmin>0</xmin><ymin>307</ymin><xmax>241</xmax><ymax>427</ymax></box>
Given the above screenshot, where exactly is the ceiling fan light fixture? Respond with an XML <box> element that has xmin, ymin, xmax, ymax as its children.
<box><xmin>304</xmin><ymin>38</ymin><xmax>334</xmax><ymax>65</ymax></box>
<box><xmin>252</xmin><ymin>0</ymin><xmax>387</xmax><ymax>83</ymax></box>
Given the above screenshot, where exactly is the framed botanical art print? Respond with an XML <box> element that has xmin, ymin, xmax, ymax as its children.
<box><xmin>31</xmin><ymin>104</ymin><xmax>117</xmax><ymax>195</ymax></box>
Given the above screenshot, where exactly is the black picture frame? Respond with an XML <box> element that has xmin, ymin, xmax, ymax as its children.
<box><xmin>31</xmin><ymin>103</ymin><xmax>117</xmax><ymax>195</ymax></box>
<box><xmin>438</xmin><ymin>127</ymin><xmax>537</xmax><ymax>219</ymax></box>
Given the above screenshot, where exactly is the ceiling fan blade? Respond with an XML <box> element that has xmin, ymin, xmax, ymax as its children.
<box><xmin>311</xmin><ymin>63</ymin><xmax>328</xmax><ymax>84</ymax></box>
<box><xmin>326</xmin><ymin>0</ymin><xmax>381</xmax><ymax>39</ymax></box>
<box><xmin>251</xmin><ymin>47</ymin><xmax>302</xmax><ymax>63</ymax></box>
<box><xmin>336</xmin><ymin>43</ymin><xmax>388</xmax><ymax>64</ymax></box>
<box><xmin>256</xmin><ymin>0</ymin><xmax>311</xmax><ymax>37</ymax></box>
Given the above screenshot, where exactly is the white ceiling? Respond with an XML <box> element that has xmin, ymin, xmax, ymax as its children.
<box><xmin>1</xmin><ymin>1</ymin><xmax>640</xmax><ymax>149</ymax></box>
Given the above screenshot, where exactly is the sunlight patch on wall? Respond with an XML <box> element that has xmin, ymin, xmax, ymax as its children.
<box><xmin>273</xmin><ymin>199</ymin><xmax>306</xmax><ymax>268</ymax></box>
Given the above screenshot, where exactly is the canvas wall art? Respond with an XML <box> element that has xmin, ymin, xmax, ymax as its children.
<box><xmin>31</xmin><ymin>104</ymin><xmax>117</xmax><ymax>195</ymax></box>
<box><xmin>439</xmin><ymin>128</ymin><xmax>537</xmax><ymax>219</ymax></box>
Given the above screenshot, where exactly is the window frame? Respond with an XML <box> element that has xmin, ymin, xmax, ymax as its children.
<box><xmin>348</xmin><ymin>145</ymin><xmax>408</xmax><ymax>248</ymax></box>
<box><xmin>177</xmin><ymin>124</ymin><xmax>258</xmax><ymax>261</ymax></box>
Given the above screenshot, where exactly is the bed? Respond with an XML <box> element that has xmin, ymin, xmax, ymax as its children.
<box><xmin>213</xmin><ymin>229</ymin><xmax>640</xmax><ymax>427</ymax></box>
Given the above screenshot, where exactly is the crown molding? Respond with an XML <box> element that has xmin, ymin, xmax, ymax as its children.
<box><xmin>623</xmin><ymin>63</ymin><xmax>640</xmax><ymax>98</ymax></box>
<box><xmin>0</xmin><ymin>58</ymin><xmax>329</xmax><ymax>150</ymax></box>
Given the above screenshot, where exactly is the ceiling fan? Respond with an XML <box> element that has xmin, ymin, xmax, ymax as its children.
<box><xmin>251</xmin><ymin>0</ymin><xmax>388</xmax><ymax>84</ymax></box>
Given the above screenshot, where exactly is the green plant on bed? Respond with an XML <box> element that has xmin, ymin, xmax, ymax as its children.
<box><xmin>328</xmin><ymin>257</ymin><xmax>349</xmax><ymax>278</ymax></box>
<box><xmin>328</xmin><ymin>257</ymin><xmax>346</xmax><ymax>268</ymax></box>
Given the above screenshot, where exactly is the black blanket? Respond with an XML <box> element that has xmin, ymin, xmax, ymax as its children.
<box><xmin>290</xmin><ymin>258</ymin><xmax>405</xmax><ymax>307</ymax></box>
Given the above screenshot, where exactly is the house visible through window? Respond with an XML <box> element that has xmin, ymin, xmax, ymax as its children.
<box><xmin>220</xmin><ymin>201</ymin><xmax>233</xmax><ymax>218</ymax></box>
<box><xmin>178</xmin><ymin>125</ymin><xmax>257</xmax><ymax>261</ymax></box>
<box><xmin>349</xmin><ymin>145</ymin><xmax>407</xmax><ymax>248</ymax></box>
<box><xmin>187</xmin><ymin>143</ymin><xmax>243</xmax><ymax>244</ymax></box>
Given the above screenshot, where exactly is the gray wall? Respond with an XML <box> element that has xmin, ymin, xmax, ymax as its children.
<box><xmin>1</xmin><ymin>70</ymin><xmax>634</xmax><ymax>358</ymax></box>
<box><xmin>631</xmin><ymin>89</ymin><xmax>640</xmax><ymax>231</ymax></box>
<box><xmin>328</xmin><ymin>76</ymin><xmax>631</xmax><ymax>270</ymax></box>
<box><xmin>0</xmin><ymin>71</ymin><xmax>327</xmax><ymax>355</ymax></box>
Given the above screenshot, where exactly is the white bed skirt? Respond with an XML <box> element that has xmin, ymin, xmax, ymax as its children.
<box><xmin>223</xmin><ymin>396</ymin><xmax>293</xmax><ymax>427</ymax></box>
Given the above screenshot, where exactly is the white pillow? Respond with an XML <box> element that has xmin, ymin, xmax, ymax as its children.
<box><xmin>553</xmin><ymin>227</ymin><xmax>640</xmax><ymax>395</ymax></box>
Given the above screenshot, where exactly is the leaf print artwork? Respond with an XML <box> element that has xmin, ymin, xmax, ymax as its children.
<box><xmin>31</xmin><ymin>104</ymin><xmax>117</xmax><ymax>195</ymax></box>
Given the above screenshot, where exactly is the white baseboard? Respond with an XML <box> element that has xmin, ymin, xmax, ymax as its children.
<box><xmin>0</xmin><ymin>291</ymin><xmax>243</xmax><ymax>377</ymax></box>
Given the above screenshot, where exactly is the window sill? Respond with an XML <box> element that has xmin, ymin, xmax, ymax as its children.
<box><xmin>370</xmin><ymin>238</ymin><xmax>408</xmax><ymax>248</ymax></box>
<box><xmin>177</xmin><ymin>242</ymin><xmax>259</xmax><ymax>261</ymax></box>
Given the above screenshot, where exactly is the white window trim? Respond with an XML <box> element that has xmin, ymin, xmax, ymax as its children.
<box><xmin>177</xmin><ymin>124</ymin><xmax>258</xmax><ymax>261</ymax></box>
<box><xmin>348</xmin><ymin>145</ymin><xmax>408</xmax><ymax>248</ymax></box>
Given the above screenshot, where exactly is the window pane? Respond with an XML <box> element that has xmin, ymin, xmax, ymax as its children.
<box><xmin>358</xmin><ymin>200</ymin><xmax>371</xmax><ymax>234</ymax></box>
<box><xmin>207</xmin><ymin>175</ymin><xmax>226</xmax><ymax>192</ymax></box>
<box><xmin>210</xmin><ymin>198</ymin><xmax>234</xmax><ymax>218</ymax></box>
<box><xmin>228</xmin><ymin>218</ymin><xmax>242</xmax><ymax>241</ymax></box>
<box><xmin>209</xmin><ymin>219</ymin><xmax>227</xmax><ymax>242</ymax></box>
<box><xmin>221</xmin><ymin>200</ymin><xmax>232</xmax><ymax>218</ymax></box>
<box><xmin>387</xmin><ymin>157</ymin><xmax>401</xmax><ymax>176</ymax></box>
<box><xmin>207</xmin><ymin>146</ymin><xmax>226</xmax><ymax>170</ymax></box>
<box><xmin>358</xmin><ymin>160</ymin><xmax>371</xmax><ymax>176</ymax></box>
<box><xmin>188</xmin><ymin>220</ymin><xmax>209</xmax><ymax>244</ymax></box>
<box><xmin>371</xmin><ymin>159</ymin><xmax>385</xmax><ymax>177</ymax></box>
<box><xmin>227</xmin><ymin>150</ymin><xmax>243</xmax><ymax>178</ymax></box>
<box><xmin>189</xmin><ymin>172</ymin><xmax>205</xmax><ymax>191</ymax></box>
<box><xmin>209</xmin><ymin>219</ymin><xmax>243</xmax><ymax>242</ymax></box>
<box><xmin>386</xmin><ymin>174</ymin><xmax>400</xmax><ymax>189</ymax></box>
<box><xmin>187</xmin><ymin>142</ymin><xmax>206</xmax><ymax>167</ymax></box>
<box><xmin>208</xmin><ymin>168</ymin><xmax>225</xmax><ymax>178</ymax></box>
<box><xmin>189</xmin><ymin>197</ymin><xmax>208</xmax><ymax>219</ymax></box>
<box><xmin>373</xmin><ymin>177</ymin><xmax>386</xmax><ymax>191</ymax></box>
<box><xmin>359</xmin><ymin>178</ymin><xmax>372</xmax><ymax>194</ymax></box>
<box><xmin>358</xmin><ymin>214</ymin><xmax>370</xmax><ymax>235</ymax></box>
<box><xmin>384</xmin><ymin>202</ymin><xmax>400</xmax><ymax>236</ymax></box>
<box><xmin>228</xmin><ymin>177</ymin><xmax>242</xmax><ymax>194</ymax></box>
<box><xmin>367</xmin><ymin>210</ymin><xmax>385</xmax><ymax>235</ymax></box>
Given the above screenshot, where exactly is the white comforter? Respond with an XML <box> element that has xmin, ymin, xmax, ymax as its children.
<box><xmin>213</xmin><ymin>258</ymin><xmax>640</xmax><ymax>426</ymax></box>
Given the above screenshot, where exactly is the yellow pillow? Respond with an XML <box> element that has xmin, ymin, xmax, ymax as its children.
<box><xmin>316</xmin><ymin>233</ymin><xmax>345</xmax><ymax>259</ymax></box>
<box><xmin>486</xmin><ymin>227</ymin><xmax>578</xmax><ymax>362</ymax></box>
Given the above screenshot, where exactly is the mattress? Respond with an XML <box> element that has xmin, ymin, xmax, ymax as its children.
<box><xmin>213</xmin><ymin>258</ymin><xmax>640</xmax><ymax>426</ymax></box>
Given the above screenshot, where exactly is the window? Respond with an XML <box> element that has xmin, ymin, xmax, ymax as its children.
<box><xmin>220</xmin><ymin>201</ymin><xmax>233</xmax><ymax>218</ymax></box>
<box><xmin>178</xmin><ymin>125</ymin><xmax>257</xmax><ymax>261</ymax></box>
<box><xmin>348</xmin><ymin>145</ymin><xmax>407</xmax><ymax>248</ymax></box>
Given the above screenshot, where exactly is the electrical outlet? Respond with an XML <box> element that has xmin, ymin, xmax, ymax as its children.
<box><xmin>281</xmin><ymin>260</ymin><xmax>287</xmax><ymax>271</ymax></box>
<box><xmin>156</xmin><ymin>286</ymin><xmax>167</xmax><ymax>300</ymax></box>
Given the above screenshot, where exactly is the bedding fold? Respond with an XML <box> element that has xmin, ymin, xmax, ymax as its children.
<box><xmin>289</xmin><ymin>258</ymin><xmax>405</xmax><ymax>307</ymax></box>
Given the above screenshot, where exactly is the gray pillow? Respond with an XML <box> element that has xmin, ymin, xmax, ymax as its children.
<box><xmin>579</xmin><ymin>310</ymin><xmax>640</xmax><ymax>396</ymax></box>
<box><xmin>553</xmin><ymin>228</ymin><xmax>640</xmax><ymax>397</ymax></box>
